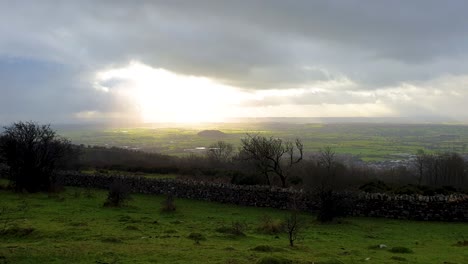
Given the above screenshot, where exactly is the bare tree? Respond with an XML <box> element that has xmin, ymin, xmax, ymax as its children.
<box><xmin>284</xmin><ymin>210</ymin><xmax>300</xmax><ymax>247</ymax></box>
<box><xmin>414</xmin><ymin>149</ymin><xmax>426</xmax><ymax>186</ymax></box>
<box><xmin>318</xmin><ymin>146</ymin><xmax>337</xmax><ymax>180</ymax></box>
<box><xmin>416</xmin><ymin>152</ymin><xmax>466</xmax><ymax>187</ymax></box>
<box><xmin>206</xmin><ymin>141</ymin><xmax>234</xmax><ymax>164</ymax></box>
<box><xmin>283</xmin><ymin>196</ymin><xmax>302</xmax><ymax>247</ymax></box>
<box><xmin>307</xmin><ymin>146</ymin><xmax>354</xmax><ymax>222</ymax></box>
<box><xmin>239</xmin><ymin>134</ymin><xmax>303</xmax><ymax>187</ymax></box>
<box><xmin>0</xmin><ymin>121</ymin><xmax>75</xmax><ymax>192</ymax></box>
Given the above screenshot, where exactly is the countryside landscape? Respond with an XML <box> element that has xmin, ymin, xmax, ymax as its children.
<box><xmin>1</xmin><ymin>1</ymin><xmax>468</xmax><ymax>264</ymax></box>
<box><xmin>57</xmin><ymin>121</ymin><xmax>468</xmax><ymax>161</ymax></box>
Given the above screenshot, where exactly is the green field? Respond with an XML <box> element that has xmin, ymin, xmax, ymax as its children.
<box><xmin>1</xmin><ymin>186</ymin><xmax>467</xmax><ymax>263</ymax></box>
<box><xmin>58</xmin><ymin>123</ymin><xmax>468</xmax><ymax>161</ymax></box>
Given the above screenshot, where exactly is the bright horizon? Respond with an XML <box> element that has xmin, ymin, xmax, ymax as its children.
<box><xmin>92</xmin><ymin>61</ymin><xmax>398</xmax><ymax>124</ymax></box>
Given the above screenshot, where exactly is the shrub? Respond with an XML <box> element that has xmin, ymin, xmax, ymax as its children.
<box><xmin>316</xmin><ymin>260</ymin><xmax>345</xmax><ymax>264</ymax></box>
<box><xmin>101</xmin><ymin>237</ymin><xmax>123</xmax><ymax>243</ymax></box>
<box><xmin>317</xmin><ymin>191</ymin><xmax>354</xmax><ymax>222</ymax></box>
<box><xmin>124</xmin><ymin>225</ymin><xmax>139</xmax><ymax>231</ymax></box>
<box><xmin>187</xmin><ymin>232</ymin><xmax>206</xmax><ymax>244</ymax></box>
<box><xmin>83</xmin><ymin>188</ymin><xmax>95</xmax><ymax>198</ymax></box>
<box><xmin>394</xmin><ymin>184</ymin><xmax>423</xmax><ymax>195</ymax></box>
<box><xmin>161</xmin><ymin>194</ymin><xmax>176</xmax><ymax>212</ymax></box>
<box><xmin>283</xmin><ymin>210</ymin><xmax>302</xmax><ymax>247</ymax></box>
<box><xmin>390</xmin><ymin>256</ymin><xmax>407</xmax><ymax>261</ymax></box>
<box><xmin>0</xmin><ymin>226</ymin><xmax>35</xmax><ymax>237</ymax></box>
<box><xmin>230</xmin><ymin>172</ymin><xmax>265</xmax><ymax>186</ymax></box>
<box><xmin>359</xmin><ymin>181</ymin><xmax>391</xmax><ymax>193</ymax></box>
<box><xmin>288</xmin><ymin>175</ymin><xmax>303</xmax><ymax>185</ymax></box>
<box><xmin>103</xmin><ymin>180</ymin><xmax>132</xmax><ymax>207</ymax></box>
<box><xmin>257</xmin><ymin>215</ymin><xmax>283</xmax><ymax>234</ymax></box>
<box><xmin>0</xmin><ymin>121</ymin><xmax>76</xmax><ymax>192</ymax></box>
<box><xmin>252</xmin><ymin>245</ymin><xmax>278</xmax><ymax>252</ymax></box>
<box><xmin>256</xmin><ymin>256</ymin><xmax>291</xmax><ymax>264</ymax></box>
<box><xmin>1</xmin><ymin>203</ymin><xmax>29</xmax><ymax>233</ymax></box>
<box><xmin>231</xmin><ymin>221</ymin><xmax>247</xmax><ymax>236</ymax></box>
<box><xmin>389</xmin><ymin>246</ymin><xmax>413</xmax><ymax>254</ymax></box>
<box><xmin>216</xmin><ymin>221</ymin><xmax>247</xmax><ymax>236</ymax></box>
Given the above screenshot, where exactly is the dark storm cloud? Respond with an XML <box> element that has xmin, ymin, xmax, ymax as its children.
<box><xmin>0</xmin><ymin>58</ymin><xmax>136</xmax><ymax>123</ymax></box>
<box><xmin>1</xmin><ymin>0</ymin><xmax>468</xmax><ymax>122</ymax></box>
<box><xmin>4</xmin><ymin>1</ymin><xmax>468</xmax><ymax>85</ymax></box>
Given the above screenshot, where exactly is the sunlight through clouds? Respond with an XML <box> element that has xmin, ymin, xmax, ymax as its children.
<box><xmin>93</xmin><ymin>62</ymin><xmax>468</xmax><ymax>123</ymax></box>
<box><xmin>92</xmin><ymin>61</ymin><xmax>404</xmax><ymax>122</ymax></box>
<box><xmin>95</xmin><ymin>62</ymin><xmax>250</xmax><ymax>122</ymax></box>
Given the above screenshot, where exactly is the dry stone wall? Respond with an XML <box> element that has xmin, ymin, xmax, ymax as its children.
<box><xmin>56</xmin><ymin>172</ymin><xmax>468</xmax><ymax>222</ymax></box>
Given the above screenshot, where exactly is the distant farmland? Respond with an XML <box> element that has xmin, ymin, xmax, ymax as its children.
<box><xmin>57</xmin><ymin>123</ymin><xmax>468</xmax><ymax>161</ymax></box>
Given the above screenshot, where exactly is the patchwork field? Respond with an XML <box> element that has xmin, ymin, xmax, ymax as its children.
<box><xmin>58</xmin><ymin>123</ymin><xmax>468</xmax><ymax>161</ymax></box>
<box><xmin>1</xmin><ymin>186</ymin><xmax>467</xmax><ymax>264</ymax></box>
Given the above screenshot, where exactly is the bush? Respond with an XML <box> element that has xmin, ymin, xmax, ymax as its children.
<box><xmin>256</xmin><ymin>256</ymin><xmax>291</xmax><ymax>264</ymax></box>
<box><xmin>257</xmin><ymin>215</ymin><xmax>283</xmax><ymax>234</ymax></box>
<box><xmin>390</xmin><ymin>256</ymin><xmax>407</xmax><ymax>261</ymax></box>
<box><xmin>288</xmin><ymin>175</ymin><xmax>303</xmax><ymax>185</ymax></box>
<box><xmin>359</xmin><ymin>181</ymin><xmax>391</xmax><ymax>193</ymax></box>
<box><xmin>389</xmin><ymin>246</ymin><xmax>413</xmax><ymax>254</ymax></box>
<box><xmin>187</xmin><ymin>232</ymin><xmax>206</xmax><ymax>244</ymax></box>
<box><xmin>230</xmin><ymin>172</ymin><xmax>265</xmax><ymax>186</ymax></box>
<box><xmin>216</xmin><ymin>221</ymin><xmax>247</xmax><ymax>236</ymax></box>
<box><xmin>231</xmin><ymin>221</ymin><xmax>247</xmax><ymax>236</ymax></box>
<box><xmin>161</xmin><ymin>194</ymin><xmax>176</xmax><ymax>212</ymax></box>
<box><xmin>252</xmin><ymin>245</ymin><xmax>280</xmax><ymax>252</ymax></box>
<box><xmin>316</xmin><ymin>260</ymin><xmax>345</xmax><ymax>264</ymax></box>
<box><xmin>0</xmin><ymin>226</ymin><xmax>35</xmax><ymax>237</ymax></box>
<box><xmin>1</xmin><ymin>203</ymin><xmax>30</xmax><ymax>233</ymax></box>
<box><xmin>0</xmin><ymin>121</ymin><xmax>76</xmax><ymax>192</ymax></box>
<box><xmin>101</xmin><ymin>237</ymin><xmax>123</xmax><ymax>243</ymax></box>
<box><xmin>394</xmin><ymin>184</ymin><xmax>423</xmax><ymax>195</ymax></box>
<box><xmin>317</xmin><ymin>191</ymin><xmax>354</xmax><ymax>223</ymax></box>
<box><xmin>283</xmin><ymin>210</ymin><xmax>302</xmax><ymax>247</ymax></box>
<box><xmin>103</xmin><ymin>180</ymin><xmax>132</xmax><ymax>207</ymax></box>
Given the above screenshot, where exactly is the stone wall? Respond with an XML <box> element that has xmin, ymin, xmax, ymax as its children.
<box><xmin>58</xmin><ymin>171</ymin><xmax>310</xmax><ymax>209</ymax></box>
<box><xmin>353</xmin><ymin>193</ymin><xmax>468</xmax><ymax>221</ymax></box>
<box><xmin>55</xmin><ymin>172</ymin><xmax>468</xmax><ymax>222</ymax></box>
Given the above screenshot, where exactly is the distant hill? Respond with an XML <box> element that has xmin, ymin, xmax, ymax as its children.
<box><xmin>197</xmin><ymin>130</ymin><xmax>226</xmax><ymax>138</ymax></box>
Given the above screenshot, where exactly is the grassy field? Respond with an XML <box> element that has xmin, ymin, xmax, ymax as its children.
<box><xmin>1</xmin><ymin>186</ymin><xmax>467</xmax><ymax>263</ymax></box>
<box><xmin>58</xmin><ymin>123</ymin><xmax>468</xmax><ymax>161</ymax></box>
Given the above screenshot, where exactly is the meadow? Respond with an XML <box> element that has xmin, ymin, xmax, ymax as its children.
<box><xmin>58</xmin><ymin>123</ymin><xmax>468</xmax><ymax>161</ymax></box>
<box><xmin>1</xmin><ymin>185</ymin><xmax>467</xmax><ymax>264</ymax></box>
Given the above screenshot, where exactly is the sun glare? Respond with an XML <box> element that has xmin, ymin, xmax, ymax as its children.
<box><xmin>94</xmin><ymin>61</ymin><xmax>394</xmax><ymax>123</ymax></box>
<box><xmin>95</xmin><ymin>62</ymin><xmax>248</xmax><ymax>123</ymax></box>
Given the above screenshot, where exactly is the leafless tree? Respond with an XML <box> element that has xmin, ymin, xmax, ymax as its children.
<box><xmin>319</xmin><ymin>146</ymin><xmax>336</xmax><ymax>172</ymax></box>
<box><xmin>206</xmin><ymin>141</ymin><xmax>234</xmax><ymax>164</ymax></box>
<box><xmin>416</xmin><ymin>152</ymin><xmax>466</xmax><ymax>187</ymax></box>
<box><xmin>317</xmin><ymin>146</ymin><xmax>338</xmax><ymax>189</ymax></box>
<box><xmin>0</xmin><ymin>121</ymin><xmax>75</xmax><ymax>192</ymax></box>
<box><xmin>283</xmin><ymin>196</ymin><xmax>303</xmax><ymax>247</ymax></box>
<box><xmin>306</xmin><ymin>146</ymin><xmax>354</xmax><ymax>222</ymax></box>
<box><xmin>284</xmin><ymin>210</ymin><xmax>300</xmax><ymax>247</ymax></box>
<box><xmin>239</xmin><ymin>134</ymin><xmax>303</xmax><ymax>187</ymax></box>
<box><xmin>414</xmin><ymin>149</ymin><xmax>426</xmax><ymax>186</ymax></box>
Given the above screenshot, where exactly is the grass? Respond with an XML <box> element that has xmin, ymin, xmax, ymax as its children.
<box><xmin>1</xmin><ymin>187</ymin><xmax>468</xmax><ymax>263</ymax></box>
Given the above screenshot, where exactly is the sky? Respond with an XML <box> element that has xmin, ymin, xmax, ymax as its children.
<box><xmin>1</xmin><ymin>0</ymin><xmax>468</xmax><ymax>124</ymax></box>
